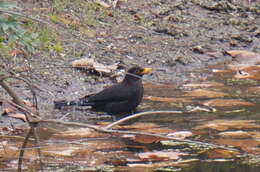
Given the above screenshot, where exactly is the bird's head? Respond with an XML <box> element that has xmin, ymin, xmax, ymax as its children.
<box><xmin>124</xmin><ymin>66</ymin><xmax>152</xmax><ymax>81</ymax></box>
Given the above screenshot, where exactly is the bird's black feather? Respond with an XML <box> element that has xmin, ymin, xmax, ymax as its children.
<box><xmin>54</xmin><ymin>66</ymin><xmax>151</xmax><ymax>114</ymax></box>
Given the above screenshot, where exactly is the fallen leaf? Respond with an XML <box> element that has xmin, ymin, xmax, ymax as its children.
<box><xmin>93</xmin><ymin>0</ymin><xmax>111</xmax><ymax>8</ymax></box>
<box><xmin>10</xmin><ymin>49</ymin><xmax>24</xmax><ymax>56</ymax></box>
<box><xmin>43</xmin><ymin>146</ymin><xmax>80</xmax><ymax>157</ymax></box>
<box><xmin>71</xmin><ymin>58</ymin><xmax>94</xmax><ymax>68</ymax></box>
<box><xmin>144</xmin><ymin>96</ymin><xmax>191</xmax><ymax>103</ymax></box>
<box><xmin>194</xmin><ymin>120</ymin><xmax>260</xmax><ymax>131</ymax></box>
<box><xmin>183</xmin><ymin>82</ymin><xmax>224</xmax><ymax>88</ymax></box>
<box><xmin>247</xmin><ymin>86</ymin><xmax>260</xmax><ymax>94</ymax></box>
<box><xmin>226</xmin><ymin>50</ymin><xmax>260</xmax><ymax>65</ymax></box>
<box><xmin>212</xmin><ymin>69</ymin><xmax>232</xmax><ymax>73</ymax></box>
<box><xmin>218</xmin><ymin>131</ymin><xmax>260</xmax><ymax>139</ymax></box>
<box><xmin>201</xmin><ymin>148</ymin><xmax>239</xmax><ymax>159</ymax></box>
<box><xmin>0</xmin><ymin>142</ymin><xmax>36</xmax><ymax>160</ymax></box>
<box><xmin>71</xmin><ymin>58</ymin><xmax>118</xmax><ymax>75</ymax></box>
<box><xmin>7</xmin><ymin>113</ymin><xmax>26</xmax><ymax>122</ymax></box>
<box><xmin>213</xmin><ymin>139</ymin><xmax>260</xmax><ymax>154</ymax></box>
<box><xmin>23</xmin><ymin>100</ymin><xmax>35</xmax><ymax>107</ymax></box>
<box><xmin>167</xmin><ymin>131</ymin><xmax>193</xmax><ymax>139</ymax></box>
<box><xmin>138</xmin><ymin>151</ymin><xmax>186</xmax><ymax>161</ymax></box>
<box><xmin>142</xmin><ymin>127</ymin><xmax>175</xmax><ymax>134</ymax></box>
<box><xmin>122</xmin><ymin>134</ymin><xmax>166</xmax><ymax>144</ymax></box>
<box><xmin>183</xmin><ymin>89</ymin><xmax>227</xmax><ymax>98</ymax></box>
<box><xmin>202</xmin><ymin>99</ymin><xmax>254</xmax><ymax>107</ymax></box>
<box><xmin>53</xmin><ymin>128</ymin><xmax>106</xmax><ymax>139</ymax></box>
<box><xmin>127</xmin><ymin>161</ymin><xmax>178</xmax><ymax>168</ymax></box>
<box><xmin>143</xmin><ymin>83</ymin><xmax>175</xmax><ymax>89</ymax></box>
<box><xmin>233</xmin><ymin>65</ymin><xmax>260</xmax><ymax>80</ymax></box>
<box><xmin>115</xmin><ymin>122</ymin><xmax>159</xmax><ymax>130</ymax></box>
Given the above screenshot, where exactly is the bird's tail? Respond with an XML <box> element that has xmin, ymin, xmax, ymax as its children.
<box><xmin>54</xmin><ymin>100</ymin><xmax>78</xmax><ymax>109</ymax></box>
<box><xmin>54</xmin><ymin>97</ymin><xmax>93</xmax><ymax>109</ymax></box>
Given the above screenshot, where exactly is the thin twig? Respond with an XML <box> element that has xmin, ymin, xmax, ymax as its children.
<box><xmin>18</xmin><ymin>127</ymin><xmax>33</xmax><ymax>172</ymax></box>
<box><xmin>104</xmin><ymin>111</ymin><xmax>183</xmax><ymax>129</ymax></box>
<box><xmin>0</xmin><ymin>135</ymin><xmax>34</xmax><ymax>141</ymax></box>
<box><xmin>0</xmin><ymin>75</ymin><xmax>39</xmax><ymax>115</ymax></box>
<box><xmin>32</xmin><ymin>127</ymin><xmax>44</xmax><ymax>172</ymax></box>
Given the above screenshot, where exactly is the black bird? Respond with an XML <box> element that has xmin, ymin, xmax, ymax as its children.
<box><xmin>54</xmin><ymin>66</ymin><xmax>152</xmax><ymax>114</ymax></box>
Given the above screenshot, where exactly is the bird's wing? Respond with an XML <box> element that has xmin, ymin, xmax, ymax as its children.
<box><xmin>87</xmin><ymin>83</ymin><xmax>134</xmax><ymax>104</ymax></box>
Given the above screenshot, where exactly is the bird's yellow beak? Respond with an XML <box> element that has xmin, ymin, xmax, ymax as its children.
<box><xmin>141</xmin><ymin>68</ymin><xmax>152</xmax><ymax>74</ymax></box>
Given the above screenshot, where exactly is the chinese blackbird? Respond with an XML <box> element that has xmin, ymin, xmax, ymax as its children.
<box><xmin>54</xmin><ymin>66</ymin><xmax>152</xmax><ymax>114</ymax></box>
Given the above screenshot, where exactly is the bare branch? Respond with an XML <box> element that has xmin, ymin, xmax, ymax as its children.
<box><xmin>18</xmin><ymin>128</ymin><xmax>33</xmax><ymax>172</ymax></box>
<box><xmin>104</xmin><ymin>111</ymin><xmax>183</xmax><ymax>129</ymax></box>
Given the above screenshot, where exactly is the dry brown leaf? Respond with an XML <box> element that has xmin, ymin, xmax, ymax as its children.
<box><xmin>0</xmin><ymin>142</ymin><xmax>36</xmax><ymax>160</ymax></box>
<box><xmin>71</xmin><ymin>58</ymin><xmax>94</xmax><ymax>68</ymax></box>
<box><xmin>122</xmin><ymin>134</ymin><xmax>166</xmax><ymax>144</ymax></box>
<box><xmin>71</xmin><ymin>58</ymin><xmax>118</xmax><ymax>75</ymax></box>
<box><xmin>212</xmin><ymin>69</ymin><xmax>232</xmax><ymax>73</ymax></box>
<box><xmin>202</xmin><ymin>148</ymin><xmax>239</xmax><ymax>159</ymax></box>
<box><xmin>167</xmin><ymin>131</ymin><xmax>193</xmax><ymax>139</ymax></box>
<box><xmin>138</xmin><ymin>151</ymin><xmax>186</xmax><ymax>161</ymax></box>
<box><xmin>213</xmin><ymin>139</ymin><xmax>260</xmax><ymax>154</ymax></box>
<box><xmin>202</xmin><ymin>99</ymin><xmax>254</xmax><ymax>107</ymax></box>
<box><xmin>183</xmin><ymin>89</ymin><xmax>227</xmax><ymax>98</ymax></box>
<box><xmin>43</xmin><ymin>146</ymin><xmax>80</xmax><ymax>157</ymax></box>
<box><xmin>10</xmin><ymin>49</ymin><xmax>24</xmax><ymax>57</ymax></box>
<box><xmin>93</xmin><ymin>0</ymin><xmax>111</xmax><ymax>8</ymax></box>
<box><xmin>247</xmin><ymin>86</ymin><xmax>260</xmax><ymax>94</ymax></box>
<box><xmin>7</xmin><ymin>113</ymin><xmax>27</xmax><ymax>122</ymax></box>
<box><xmin>115</xmin><ymin>122</ymin><xmax>160</xmax><ymax>130</ymax></box>
<box><xmin>226</xmin><ymin>50</ymin><xmax>260</xmax><ymax>65</ymax></box>
<box><xmin>53</xmin><ymin>128</ymin><xmax>106</xmax><ymax>139</ymax></box>
<box><xmin>183</xmin><ymin>82</ymin><xmax>224</xmax><ymax>88</ymax></box>
<box><xmin>116</xmin><ymin>122</ymin><xmax>175</xmax><ymax>135</ymax></box>
<box><xmin>218</xmin><ymin>131</ymin><xmax>258</xmax><ymax>139</ymax></box>
<box><xmin>142</xmin><ymin>127</ymin><xmax>175</xmax><ymax>134</ymax></box>
<box><xmin>233</xmin><ymin>65</ymin><xmax>260</xmax><ymax>80</ymax></box>
<box><xmin>2</xmin><ymin>107</ymin><xmax>15</xmax><ymax>114</ymax></box>
<box><xmin>143</xmin><ymin>83</ymin><xmax>175</xmax><ymax>89</ymax></box>
<box><xmin>194</xmin><ymin>120</ymin><xmax>260</xmax><ymax>131</ymax></box>
<box><xmin>127</xmin><ymin>161</ymin><xmax>178</xmax><ymax>168</ymax></box>
<box><xmin>23</xmin><ymin>100</ymin><xmax>34</xmax><ymax>107</ymax></box>
<box><xmin>144</xmin><ymin>96</ymin><xmax>191</xmax><ymax>103</ymax></box>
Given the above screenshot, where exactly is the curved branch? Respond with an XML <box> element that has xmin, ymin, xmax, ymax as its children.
<box><xmin>18</xmin><ymin>128</ymin><xmax>33</xmax><ymax>172</ymax></box>
<box><xmin>0</xmin><ymin>75</ymin><xmax>38</xmax><ymax>109</ymax></box>
<box><xmin>37</xmin><ymin>118</ymin><xmax>238</xmax><ymax>151</ymax></box>
<box><xmin>104</xmin><ymin>111</ymin><xmax>183</xmax><ymax>129</ymax></box>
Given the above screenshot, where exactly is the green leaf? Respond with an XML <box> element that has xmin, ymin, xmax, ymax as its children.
<box><xmin>1</xmin><ymin>23</ymin><xmax>10</xmax><ymax>32</ymax></box>
<box><xmin>51</xmin><ymin>42</ymin><xmax>63</xmax><ymax>52</ymax></box>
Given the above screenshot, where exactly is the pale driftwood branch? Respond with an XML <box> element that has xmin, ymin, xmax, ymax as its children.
<box><xmin>104</xmin><ymin>111</ymin><xmax>183</xmax><ymax>129</ymax></box>
<box><xmin>38</xmin><ymin>119</ymin><xmax>237</xmax><ymax>151</ymax></box>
